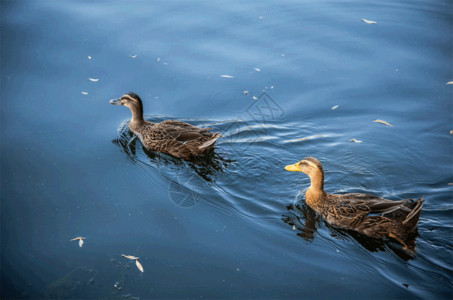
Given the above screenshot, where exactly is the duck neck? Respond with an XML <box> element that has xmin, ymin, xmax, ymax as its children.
<box><xmin>129</xmin><ymin>104</ymin><xmax>144</xmax><ymax>125</ymax></box>
<box><xmin>307</xmin><ymin>171</ymin><xmax>325</xmax><ymax>195</ymax></box>
<box><xmin>305</xmin><ymin>172</ymin><xmax>327</xmax><ymax>211</ymax></box>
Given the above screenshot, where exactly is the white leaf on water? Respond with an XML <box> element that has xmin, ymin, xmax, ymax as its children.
<box><xmin>331</xmin><ymin>105</ymin><xmax>339</xmax><ymax>110</ymax></box>
<box><xmin>243</xmin><ymin>91</ymin><xmax>249</xmax><ymax>95</ymax></box>
<box><xmin>220</xmin><ymin>75</ymin><xmax>234</xmax><ymax>78</ymax></box>
<box><xmin>447</xmin><ymin>81</ymin><xmax>453</xmax><ymax>85</ymax></box>
<box><xmin>361</xmin><ymin>19</ymin><xmax>377</xmax><ymax>24</ymax></box>
<box><xmin>252</xmin><ymin>96</ymin><xmax>258</xmax><ymax>100</ymax></box>
<box><xmin>254</xmin><ymin>68</ymin><xmax>261</xmax><ymax>72</ymax></box>
<box><xmin>374</xmin><ymin>119</ymin><xmax>392</xmax><ymax>127</ymax></box>
<box><xmin>122</xmin><ymin>254</ymin><xmax>139</xmax><ymax>260</ymax></box>
<box><xmin>81</xmin><ymin>92</ymin><xmax>88</xmax><ymax>95</ymax></box>
<box><xmin>70</xmin><ymin>237</ymin><xmax>85</xmax><ymax>247</ymax></box>
<box><xmin>130</xmin><ymin>55</ymin><xmax>137</xmax><ymax>58</ymax></box>
<box><xmin>157</xmin><ymin>57</ymin><xmax>161</xmax><ymax>62</ymax></box>
<box><xmin>88</xmin><ymin>78</ymin><xmax>99</xmax><ymax>82</ymax></box>
<box><xmin>136</xmin><ymin>260</ymin><xmax>144</xmax><ymax>272</ymax></box>
<box><xmin>349</xmin><ymin>139</ymin><xmax>363</xmax><ymax>143</ymax></box>
<box><xmin>88</xmin><ymin>56</ymin><xmax>92</xmax><ymax>60</ymax></box>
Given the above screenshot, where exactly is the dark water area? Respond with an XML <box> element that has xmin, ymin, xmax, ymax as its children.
<box><xmin>1</xmin><ymin>0</ymin><xmax>452</xmax><ymax>299</ymax></box>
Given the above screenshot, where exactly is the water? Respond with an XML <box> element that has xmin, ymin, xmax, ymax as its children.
<box><xmin>1</xmin><ymin>0</ymin><xmax>452</xmax><ymax>299</ymax></box>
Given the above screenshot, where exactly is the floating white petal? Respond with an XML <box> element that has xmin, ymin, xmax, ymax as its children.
<box><xmin>252</xmin><ymin>96</ymin><xmax>258</xmax><ymax>100</ymax></box>
<box><xmin>122</xmin><ymin>254</ymin><xmax>139</xmax><ymax>260</ymax></box>
<box><xmin>88</xmin><ymin>56</ymin><xmax>92</xmax><ymax>60</ymax></box>
<box><xmin>220</xmin><ymin>75</ymin><xmax>234</xmax><ymax>78</ymax></box>
<box><xmin>361</xmin><ymin>19</ymin><xmax>377</xmax><ymax>24</ymax></box>
<box><xmin>70</xmin><ymin>237</ymin><xmax>85</xmax><ymax>247</ymax></box>
<box><xmin>88</xmin><ymin>78</ymin><xmax>99</xmax><ymax>82</ymax></box>
<box><xmin>130</xmin><ymin>55</ymin><xmax>137</xmax><ymax>58</ymax></box>
<box><xmin>157</xmin><ymin>57</ymin><xmax>161</xmax><ymax>62</ymax></box>
<box><xmin>349</xmin><ymin>139</ymin><xmax>363</xmax><ymax>143</ymax></box>
<box><xmin>374</xmin><ymin>119</ymin><xmax>392</xmax><ymax>127</ymax></box>
<box><xmin>254</xmin><ymin>68</ymin><xmax>261</xmax><ymax>72</ymax></box>
<box><xmin>81</xmin><ymin>92</ymin><xmax>88</xmax><ymax>95</ymax></box>
<box><xmin>331</xmin><ymin>105</ymin><xmax>339</xmax><ymax>110</ymax></box>
<box><xmin>243</xmin><ymin>91</ymin><xmax>249</xmax><ymax>95</ymax></box>
<box><xmin>447</xmin><ymin>81</ymin><xmax>453</xmax><ymax>85</ymax></box>
<box><xmin>135</xmin><ymin>260</ymin><xmax>144</xmax><ymax>272</ymax></box>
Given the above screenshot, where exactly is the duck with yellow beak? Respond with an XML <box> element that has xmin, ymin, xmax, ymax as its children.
<box><xmin>285</xmin><ymin>157</ymin><xmax>424</xmax><ymax>249</ymax></box>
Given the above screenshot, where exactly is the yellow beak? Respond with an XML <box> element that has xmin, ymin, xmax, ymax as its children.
<box><xmin>285</xmin><ymin>163</ymin><xmax>301</xmax><ymax>172</ymax></box>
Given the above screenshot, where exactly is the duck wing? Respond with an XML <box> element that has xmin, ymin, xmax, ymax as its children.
<box><xmin>162</xmin><ymin>128</ymin><xmax>206</xmax><ymax>141</ymax></box>
<box><xmin>324</xmin><ymin>195</ymin><xmax>391</xmax><ymax>230</ymax></box>
<box><xmin>341</xmin><ymin>193</ymin><xmax>412</xmax><ymax>214</ymax></box>
<box><xmin>159</xmin><ymin>121</ymin><xmax>215</xmax><ymax>141</ymax></box>
<box><xmin>330</xmin><ymin>193</ymin><xmax>420</xmax><ymax>225</ymax></box>
<box><xmin>161</xmin><ymin>120</ymin><xmax>213</xmax><ymax>132</ymax></box>
<box><xmin>161</xmin><ymin>120</ymin><xmax>200</xmax><ymax>128</ymax></box>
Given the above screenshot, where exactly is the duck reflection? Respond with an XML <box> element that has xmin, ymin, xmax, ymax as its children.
<box><xmin>112</xmin><ymin>120</ymin><xmax>231</xmax><ymax>182</ymax></box>
<box><xmin>282</xmin><ymin>202</ymin><xmax>417</xmax><ymax>261</ymax></box>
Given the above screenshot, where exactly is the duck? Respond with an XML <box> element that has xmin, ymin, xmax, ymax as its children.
<box><xmin>285</xmin><ymin>157</ymin><xmax>424</xmax><ymax>248</ymax></box>
<box><xmin>110</xmin><ymin>92</ymin><xmax>222</xmax><ymax>160</ymax></box>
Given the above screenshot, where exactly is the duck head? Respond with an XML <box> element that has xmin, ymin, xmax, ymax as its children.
<box><xmin>285</xmin><ymin>157</ymin><xmax>325</xmax><ymax>190</ymax></box>
<box><xmin>285</xmin><ymin>157</ymin><xmax>323</xmax><ymax>175</ymax></box>
<box><xmin>110</xmin><ymin>92</ymin><xmax>144</xmax><ymax>121</ymax></box>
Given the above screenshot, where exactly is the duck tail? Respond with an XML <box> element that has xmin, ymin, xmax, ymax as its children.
<box><xmin>402</xmin><ymin>197</ymin><xmax>424</xmax><ymax>227</ymax></box>
<box><xmin>198</xmin><ymin>133</ymin><xmax>222</xmax><ymax>149</ymax></box>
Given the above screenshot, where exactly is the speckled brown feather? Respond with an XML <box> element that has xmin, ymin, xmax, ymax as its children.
<box><xmin>130</xmin><ymin>120</ymin><xmax>221</xmax><ymax>160</ymax></box>
<box><xmin>318</xmin><ymin>193</ymin><xmax>424</xmax><ymax>241</ymax></box>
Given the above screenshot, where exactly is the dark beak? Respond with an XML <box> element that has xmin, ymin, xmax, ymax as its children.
<box><xmin>109</xmin><ymin>98</ymin><xmax>122</xmax><ymax>105</ymax></box>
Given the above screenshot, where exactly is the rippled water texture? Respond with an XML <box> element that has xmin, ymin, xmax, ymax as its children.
<box><xmin>1</xmin><ymin>0</ymin><xmax>452</xmax><ymax>299</ymax></box>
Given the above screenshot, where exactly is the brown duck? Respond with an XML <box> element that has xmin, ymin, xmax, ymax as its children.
<box><xmin>285</xmin><ymin>157</ymin><xmax>424</xmax><ymax>248</ymax></box>
<box><xmin>110</xmin><ymin>92</ymin><xmax>221</xmax><ymax>160</ymax></box>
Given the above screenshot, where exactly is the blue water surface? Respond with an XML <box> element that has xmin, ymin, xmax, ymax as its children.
<box><xmin>1</xmin><ymin>0</ymin><xmax>452</xmax><ymax>299</ymax></box>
